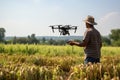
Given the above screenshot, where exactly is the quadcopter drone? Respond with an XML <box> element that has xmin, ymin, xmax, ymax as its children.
<box><xmin>49</xmin><ymin>25</ymin><xmax>78</xmax><ymax>35</ymax></box>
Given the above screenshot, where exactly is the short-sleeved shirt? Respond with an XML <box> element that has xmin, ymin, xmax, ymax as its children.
<box><xmin>80</xmin><ymin>27</ymin><xmax>102</xmax><ymax>58</ymax></box>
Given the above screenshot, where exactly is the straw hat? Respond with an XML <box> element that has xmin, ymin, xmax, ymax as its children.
<box><xmin>84</xmin><ymin>15</ymin><xmax>97</xmax><ymax>25</ymax></box>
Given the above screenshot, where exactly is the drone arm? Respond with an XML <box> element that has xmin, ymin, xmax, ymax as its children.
<box><xmin>53</xmin><ymin>27</ymin><xmax>59</xmax><ymax>29</ymax></box>
<box><xmin>68</xmin><ymin>26</ymin><xmax>77</xmax><ymax>33</ymax></box>
<box><xmin>70</xmin><ymin>26</ymin><xmax>77</xmax><ymax>33</ymax></box>
<box><xmin>51</xmin><ymin>27</ymin><xmax>61</xmax><ymax>32</ymax></box>
<box><xmin>49</xmin><ymin>26</ymin><xmax>59</xmax><ymax>33</ymax></box>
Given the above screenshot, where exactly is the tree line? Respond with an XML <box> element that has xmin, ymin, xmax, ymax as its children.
<box><xmin>102</xmin><ymin>29</ymin><xmax>120</xmax><ymax>46</ymax></box>
<box><xmin>0</xmin><ymin>27</ymin><xmax>120</xmax><ymax>46</ymax></box>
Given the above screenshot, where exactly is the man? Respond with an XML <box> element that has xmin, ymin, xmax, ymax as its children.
<box><xmin>68</xmin><ymin>15</ymin><xmax>102</xmax><ymax>64</ymax></box>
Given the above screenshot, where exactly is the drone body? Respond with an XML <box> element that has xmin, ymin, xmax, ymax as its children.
<box><xmin>49</xmin><ymin>25</ymin><xmax>77</xmax><ymax>35</ymax></box>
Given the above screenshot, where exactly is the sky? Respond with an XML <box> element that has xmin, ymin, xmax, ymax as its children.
<box><xmin>0</xmin><ymin>0</ymin><xmax>120</xmax><ymax>36</ymax></box>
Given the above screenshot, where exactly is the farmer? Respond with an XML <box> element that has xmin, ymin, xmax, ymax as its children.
<box><xmin>68</xmin><ymin>15</ymin><xmax>102</xmax><ymax>64</ymax></box>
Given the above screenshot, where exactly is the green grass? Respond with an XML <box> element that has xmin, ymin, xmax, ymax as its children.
<box><xmin>0</xmin><ymin>44</ymin><xmax>120</xmax><ymax>56</ymax></box>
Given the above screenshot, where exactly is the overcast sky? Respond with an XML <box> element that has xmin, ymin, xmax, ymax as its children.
<box><xmin>0</xmin><ymin>0</ymin><xmax>120</xmax><ymax>36</ymax></box>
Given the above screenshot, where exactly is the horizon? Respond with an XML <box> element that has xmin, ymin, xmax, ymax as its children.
<box><xmin>0</xmin><ymin>0</ymin><xmax>120</xmax><ymax>36</ymax></box>
<box><xmin>5</xmin><ymin>35</ymin><xmax>83</xmax><ymax>37</ymax></box>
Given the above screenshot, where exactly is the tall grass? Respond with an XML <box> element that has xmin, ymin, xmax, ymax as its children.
<box><xmin>0</xmin><ymin>44</ymin><xmax>120</xmax><ymax>80</ymax></box>
<box><xmin>0</xmin><ymin>44</ymin><xmax>84</xmax><ymax>56</ymax></box>
<box><xmin>0</xmin><ymin>44</ymin><xmax>120</xmax><ymax>56</ymax></box>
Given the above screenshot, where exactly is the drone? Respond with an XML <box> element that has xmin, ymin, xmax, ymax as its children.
<box><xmin>49</xmin><ymin>25</ymin><xmax>78</xmax><ymax>35</ymax></box>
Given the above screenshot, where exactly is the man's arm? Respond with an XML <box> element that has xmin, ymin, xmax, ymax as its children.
<box><xmin>67</xmin><ymin>41</ymin><xmax>80</xmax><ymax>46</ymax></box>
<box><xmin>68</xmin><ymin>40</ymin><xmax>88</xmax><ymax>47</ymax></box>
<box><xmin>68</xmin><ymin>30</ymin><xmax>90</xmax><ymax>47</ymax></box>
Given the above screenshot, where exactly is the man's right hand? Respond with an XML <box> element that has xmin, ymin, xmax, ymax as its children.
<box><xmin>67</xmin><ymin>40</ymin><xmax>75</xmax><ymax>46</ymax></box>
<box><xmin>67</xmin><ymin>40</ymin><xmax>81</xmax><ymax>46</ymax></box>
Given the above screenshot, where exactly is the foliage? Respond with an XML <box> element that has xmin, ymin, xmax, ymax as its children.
<box><xmin>109</xmin><ymin>29</ymin><xmax>120</xmax><ymax>46</ymax></box>
<box><xmin>0</xmin><ymin>44</ymin><xmax>83</xmax><ymax>56</ymax></box>
<box><xmin>0</xmin><ymin>44</ymin><xmax>120</xmax><ymax>56</ymax></box>
<box><xmin>109</xmin><ymin>29</ymin><xmax>120</xmax><ymax>41</ymax></box>
<box><xmin>0</xmin><ymin>28</ymin><xmax>6</xmax><ymax>43</ymax></box>
<box><xmin>112</xmin><ymin>40</ymin><xmax>120</xmax><ymax>46</ymax></box>
<box><xmin>0</xmin><ymin>45</ymin><xmax>120</xmax><ymax>80</ymax></box>
<box><xmin>102</xmin><ymin>36</ymin><xmax>111</xmax><ymax>46</ymax></box>
<box><xmin>12</xmin><ymin>34</ymin><xmax>39</xmax><ymax>44</ymax></box>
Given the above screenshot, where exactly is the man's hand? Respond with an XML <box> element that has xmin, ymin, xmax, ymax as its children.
<box><xmin>67</xmin><ymin>40</ymin><xmax>75</xmax><ymax>46</ymax></box>
<box><xmin>67</xmin><ymin>40</ymin><xmax>80</xmax><ymax>46</ymax></box>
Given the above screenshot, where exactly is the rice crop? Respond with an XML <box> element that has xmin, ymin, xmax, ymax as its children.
<box><xmin>0</xmin><ymin>44</ymin><xmax>120</xmax><ymax>80</ymax></box>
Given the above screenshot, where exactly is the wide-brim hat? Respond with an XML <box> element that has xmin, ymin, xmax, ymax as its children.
<box><xmin>83</xmin><ymin>15</ymin><xmax>97</xmax><ymax>25</ymax></box>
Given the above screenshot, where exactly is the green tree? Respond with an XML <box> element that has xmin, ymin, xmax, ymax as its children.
<box><xmin>17</xmin><ymin>37</ymin><xmax>28</xmax><ymax>44</ymax></box>
<box><xmin>13</xmin><ymin>36</ymin><xmax>17</xmax><ymax>44</ymax></box>
<box><xmin>49</xmin><ymin>38</ymin><xmax>54</xmax><ymax>45</ymax></box>
<box><xmin>12</xmin><ymin>34</ymin><xmax>39</xmax><ymax>44</ymax></box>
<box><xmin>0</xmin><ymin>28</ymin><xmax>6</xmax><ymax>42</ymax></box>
<box><xmin>102</xmin><ymin>36</ymin><xmax>111</xmax><ymax>46</ymax></box>
<box><xmin>42</xmin><ymin>37</ymin><xmax>46</xmax><ymax>44</ymax></box>
<box><xmin>109</xmin><ymin>29</ymin><xmax>120</xmax><ymax>46</ymax></box>
<box><xmin>28</xmin><ymin>34</ymin><xmax>39</xmax><ymax>44</ymax></box>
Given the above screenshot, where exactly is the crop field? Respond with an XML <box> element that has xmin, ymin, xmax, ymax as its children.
<box><xmin>0</xmin><ymin>44</ymin><xmax>120</xmax><ymax>80</ymax></box>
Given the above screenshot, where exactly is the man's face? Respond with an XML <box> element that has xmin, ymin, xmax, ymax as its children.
<box><xmin>85</xmin><ymin>23</ymin><xmax>93</xmax><ymax>28</ymax></box>
<box><xmin>85</xmin><ymin>23</ymin><xmax>89</xmax><ymax>28</ymax></box>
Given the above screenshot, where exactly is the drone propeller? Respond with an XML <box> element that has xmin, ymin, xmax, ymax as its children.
<box><xmin>55</xmin><ymin>25</ymin><xmax>62</xmax><ymax>26</ymax></box>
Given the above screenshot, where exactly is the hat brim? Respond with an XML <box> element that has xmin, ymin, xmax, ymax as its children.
<box><xmin>83</xmin><ymin>20</ymin><xmax>97</xmax><ymax>25</ymax></box>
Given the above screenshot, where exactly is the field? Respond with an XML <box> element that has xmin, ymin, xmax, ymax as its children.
<box><xmin>0</xmin><ymin>44</ymin><xmax>120</xmax><ymax>80</ymax></box>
